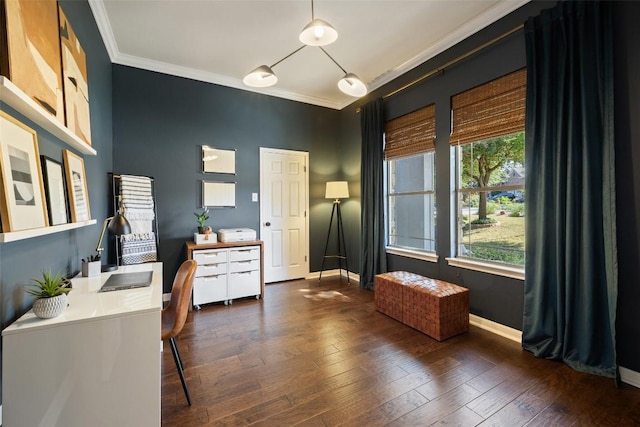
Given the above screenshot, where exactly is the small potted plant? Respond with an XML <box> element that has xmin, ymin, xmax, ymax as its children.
<box><xmin>25</xmin><ymin>271</ymin><xmax>72</xmax><ymax>319</ymax></box>
<box><xmin>193</xmin><ymin>208</ymin><xmax>216</xmax><ymax>243</ymax></box>
<box><xmin>194</xmin><ymin>208</ymin><xmax>211</xmax><ymax>234</ymax></box>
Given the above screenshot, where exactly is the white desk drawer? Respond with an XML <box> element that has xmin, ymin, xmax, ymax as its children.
<box><xmin>229</xmin><ymin>270</ymin><xmax>260</xmax><ymax>299</ymax></box>
<box><xmin>193</xmin><ymin>249</ymin><xmax>228</xmax><ymax>265</ymax></box>
<box><xmin>196</xmin><ymin>263</ymin><xmax>227</xmax><ymax>277</ymax></box>
<box><xmin>193</xmin><ymin>275</ymin><xmax>227</xmax><ymax>305</ymax></box>
<box><xmin>229</xmin><ymin>259</ymin><xmax>260</xmax><ymax>273</ymax></box>
<box><xmin>229</xmin><ymin>246</ymin><xmax>260</xmax><ymax>262</ymax></box>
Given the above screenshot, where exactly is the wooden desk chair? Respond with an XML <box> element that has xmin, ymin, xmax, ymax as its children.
<box><xmin>162</xmin><ymin>259</ymin><xmax>197</xmax><ymax>405</ymax></box>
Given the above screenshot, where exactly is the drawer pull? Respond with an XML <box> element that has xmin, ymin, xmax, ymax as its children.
<box><xmin>203</xmin><ymin>253</ymin><xmax>220</xmax><ymax>258</ymax></box>
<box><xmin>203</xmin><ymin>274</ymin><xmax>221</xmax><ymax>279</ymax></box>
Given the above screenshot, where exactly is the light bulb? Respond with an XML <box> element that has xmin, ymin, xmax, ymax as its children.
<box><xmin>314</xmin><ymin>26</ymin><xmax>325</xmax><ymax>40</ymax></box>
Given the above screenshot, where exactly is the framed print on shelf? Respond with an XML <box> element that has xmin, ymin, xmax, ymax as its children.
<box><xmin>0</xmin><ymin>110</ymin><xmax>49</xmax><ymax>232</ymax></box>
<box><xmin>0</xmin><ymin>0</ymin><xmax>64</xmax><ymax>123</ymax></box>
<box><xmin>59</xmin><ymin>6</ymin><xmax>92</xmax><ymax>145</ymax></box>
<box><xmin>63</xmin><ymin>149</ymin><xmax>90</xmax><ymax>222</ymax></box>
<box><xmin>41</xmin><ymin>156</ymin><xmax>69</xmax><ymax>226</ymax></box>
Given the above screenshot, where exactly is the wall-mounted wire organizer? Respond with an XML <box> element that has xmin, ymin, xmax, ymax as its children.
<box><xmin>108</xmin><ymin>173</ymin><xmax>159</xmax><ymax>266</ymax></box>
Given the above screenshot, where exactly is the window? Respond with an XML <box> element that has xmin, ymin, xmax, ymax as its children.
<box><xmin>384</xmin><ymin>104</ymin><xmax>436</xmax><ymax>254</ymax></box>
<box><xmin>450</xmin><ymin>69</ymin><xmax>526</xmax><ymax>267</ymax></box>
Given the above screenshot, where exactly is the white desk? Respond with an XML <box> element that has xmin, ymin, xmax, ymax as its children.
<box><xmin>2</xmin><ymin>263</ymin><xmax>163</xmax><ymax>427</ymax></box>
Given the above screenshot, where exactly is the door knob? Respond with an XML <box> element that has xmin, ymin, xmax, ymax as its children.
<box><xmin>265</xmin><ymin>222</ymin><xmax>271</xmax><ymax>227</ymax></box>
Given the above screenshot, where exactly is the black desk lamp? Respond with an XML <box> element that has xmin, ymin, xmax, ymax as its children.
<box><xmin>96</xmin><ymin>200</ymin><xmax>131</xmax><ymax>272</ymax></box>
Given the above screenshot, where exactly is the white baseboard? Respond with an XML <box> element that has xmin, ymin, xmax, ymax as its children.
<box><xmin>469</xmin><ymin>315</ymin><xmax>640</xmax><ymax>390</ymax></box>
<box><xmin>620</xmin><ymin>366</ymin><xmax>640</xmax><ymax>389</ymax></box>
<box><xmin>469</xmin><ymin>314</ymin><xmax>523</xmax><ymax>343</ymax></box>
<box><xmin>306</xmin><ymin>269</ymin><xmax>359</xmax><ymax>283</ymax></box>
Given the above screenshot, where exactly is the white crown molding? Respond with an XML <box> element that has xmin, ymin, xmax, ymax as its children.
<box><xmin>89</xmin><ymin>0</ymin><xmax>529</xmax><ymax>110</ymax></box>
<box><xmin>367</xmin><ymin>0</ymin><xmax>531</xmax><ymax>93</ymax></box>
<box><xmin>88</xmin><ymin>0</ymin><xmax>118</xmax><ymax>62</ymax></box>
<box><xmin>113</xmin><ymin>53</ymin><xmax>345</xmax><ymax>109</ymax></box>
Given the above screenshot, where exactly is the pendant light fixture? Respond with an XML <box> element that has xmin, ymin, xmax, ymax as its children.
<box><xmin>242</xmin><ymin>65</ymin><xmax>278</xmax><ymax>88</ymax></box>
<box><xmin>242</xmin><ymin>0</ymin><xmax>367</xmax><ymax>98</ymax></box>
<box><xmin>299</xmin><ymin>0</ymin><xmax>338</xmax><ymax>46</ymax></box>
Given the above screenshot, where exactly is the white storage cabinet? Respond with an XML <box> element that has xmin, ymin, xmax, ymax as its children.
<box><xmin>188</xmin><ymin>240</ymin><xmax>263</xmax><ymax>309</ymax></box>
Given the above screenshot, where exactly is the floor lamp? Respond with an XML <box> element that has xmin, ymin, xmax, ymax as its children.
<box><xmin>319</xmin><ymin>181</ymin><xmax>350</xmax><ymax>283</ymax></box>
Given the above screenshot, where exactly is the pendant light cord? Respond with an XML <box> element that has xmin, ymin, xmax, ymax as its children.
<box><xmin>319</xmin><ymin>47</ymin><xmax>347</xmax><ymax>75</ymax></box>
<box><xmin>271</xmin><ymin>45</ymin><xmax>307</xmax><ymax>68</ymax></box>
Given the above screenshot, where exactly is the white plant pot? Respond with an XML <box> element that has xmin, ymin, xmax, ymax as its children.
<box><xmin>32</xmin><ymin>294</ymin><xmax>68</xmax><ymax>319</ymax></box>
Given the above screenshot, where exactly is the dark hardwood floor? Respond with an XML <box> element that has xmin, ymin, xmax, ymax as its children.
<box><xmin>161</xmin><ymin>276</ymin><xmax>640</xmax><ymax>426</ymax></box>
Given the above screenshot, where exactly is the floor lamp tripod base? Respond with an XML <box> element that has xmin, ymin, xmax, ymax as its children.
<box><xmin>319</xmin><ymin>200</ymin><xmax>350</xmax><ymax>283</ymax></box>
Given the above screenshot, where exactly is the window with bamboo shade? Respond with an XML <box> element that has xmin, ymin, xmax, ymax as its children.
<box><xmin>384</xmin><ymin>104</ymin><xmax>437</xmax><ymax>254</ymax></box>
<box><xmin>384</xmin><ymin>104</ymin><xmax>435</xmax><ymax>159</ymax></box>
<box><xmin>451</xmin><ymin>68</ymin><xmax>527</xmax><ymax>268</ymax></box>
<box><xmin>450</xmin><ymin>68</ymin><xmax>526</xmax><ymax>146</ymax></box>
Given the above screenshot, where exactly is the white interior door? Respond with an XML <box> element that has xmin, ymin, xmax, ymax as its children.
<box><xmin>260</xmin><ymin>148</ymin><xmax>309</xmax><ymax>283</ymax></box>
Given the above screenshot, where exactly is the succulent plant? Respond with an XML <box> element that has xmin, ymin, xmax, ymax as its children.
<box><xmin>25</xmin><ymin>271</ymin><xmax>72</xmax><ymax>299</ymax></box>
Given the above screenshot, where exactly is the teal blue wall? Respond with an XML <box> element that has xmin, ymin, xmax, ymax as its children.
<box><xmin>112</xmin><ymin>67</ymin><xmax>342</xmax><ymax>290</ymax></box>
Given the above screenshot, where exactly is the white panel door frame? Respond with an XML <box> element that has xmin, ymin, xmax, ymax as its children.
<box><xmin>259</xmin><ymin>147</ymin><xmax>310</xmax><ymax>282</ymax></box>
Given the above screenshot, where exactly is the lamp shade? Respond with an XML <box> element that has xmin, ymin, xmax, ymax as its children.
<box><xmin>108</xmin><ymin>212</ymin><xmax>131</xmax><ymax>235</ymax></box>
<box><xmin>243</xmin><ymin>65</ymin><xmax>278</xmax><ymax>87</ymax></box>
<box><xmin>325</xmin><ymin>181</ymin><xmax>349</xmax><ymax>199</ymax></box>
<box><xmin>299</xmin><ymin>18</ymin><xmax>338</xmax><ymax>46</ymax></box>
<box><xmin>338</xmin><ymin>73</ymin><xmax>368</xmax><ymax>97</ymax></box>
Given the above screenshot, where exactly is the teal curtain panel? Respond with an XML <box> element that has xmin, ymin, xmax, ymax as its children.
<box><xmin>522</xmin><ymin>1</ymin><xmax>618</xmax><ymax>378</ymax></box>
<box><xmin>359</xmin><ymin>98</ymin><xmax>387</xmax><ymax>289</ymax></box>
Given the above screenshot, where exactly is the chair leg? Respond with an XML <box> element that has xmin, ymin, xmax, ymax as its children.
<box><xmin>169</xmin><ymin>337</ymin><xmax>192</xmax><ymax>406</ymax></box>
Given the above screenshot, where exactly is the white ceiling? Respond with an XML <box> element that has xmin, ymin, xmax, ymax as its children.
<box><xmin>89</xmin><ymin>0</ymin><xmax>529</xmax><ymax>110</ymax></box>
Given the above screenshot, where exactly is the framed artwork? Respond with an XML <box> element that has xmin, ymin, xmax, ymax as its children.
<box><xmin>41</xmin><ymin>156</ymin><xmax>69</xmax><ymax>226</ymax></box>
<box><xmin>59</xmin><ymin>6</ymin><xmax>92</xmax><ymax>145</ymax></box>
<box><xmin>0</xmin><ymin>111</ymin><xmax>49</xmax><ymax>232</ymax></box>
<box><xmin>202</xmin><ymin>146</ymin><xmax>236</xmax><ymax>174</ymax></box>
<box><xmin>202</xmin><ymin>181</ymin><xmax>236</xmax><ymax>208</ymax></box>
<box><xmin>1</xmin><ymin>0</ymin><xmax>64</xmax><ymax>123</ymax></box>
<box><xmin>63</xmin><ymin>149</ymin><xmax>91</xmax><ymax>222</ymax></box>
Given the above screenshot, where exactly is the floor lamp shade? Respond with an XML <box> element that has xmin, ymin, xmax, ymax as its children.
<box><xmin>325</xmin><ymin>181</ymin><xmax>349</xmax><ymax>200</ymax></box>
<box><xmin>320</xmin><ymin>181</ymin><xmax>350</xmax><ymax>283</ymax></box>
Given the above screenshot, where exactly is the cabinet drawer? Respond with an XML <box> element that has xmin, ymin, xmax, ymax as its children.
<box><xmin>193</xmin><ymin>249</ymin><xmax>228</xmax><ymax>265</ymax></box>
<box><xmin>196</xmin><ymin>263</ymin><xmax>227</xmax><ymax>277</ymax></box>
<box><xmin>229</xmin><ymin>259</ymin><xmax>260</xmax><ymax>273</ymax></box>
<box><xmin>229</xmin><ymin>246</ymin><xmax>260</xmax><ymax>262</ymax></box>
<box><xmin>193</xmin><ymin>275</ymin><xmax>227</xmax><ymax>305</ymax></box>
<box><xmin>228</xmin><ymin>270</ymin><xmax>260</xmax><ymax>299</ymax></box>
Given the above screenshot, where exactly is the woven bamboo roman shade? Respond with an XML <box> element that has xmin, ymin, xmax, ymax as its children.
<box><xmin>450</xmin><ymin>68</ymin><xmax>526</xmax><ymax>146</ymax></box>
<box><xmin>384</xmin><ymin>104</ymin><xmax>435</xmax><ymax>160</ymax></box>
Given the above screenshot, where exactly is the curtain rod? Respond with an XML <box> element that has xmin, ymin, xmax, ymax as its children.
<box><xmin>356</xmin><ymin>23</ymin><xmax>524</xmax><ymax>112</ymax></box>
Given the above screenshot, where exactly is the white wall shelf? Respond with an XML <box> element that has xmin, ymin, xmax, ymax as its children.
<box><xmin>0</xmin><ymin>76</ymin><xmax>96</xmax><ymax>156</ymax></box>
<box><xmin>0</xmin><ymin>220</ymin><xmax>97</xmax><ymax>243</ymax></box>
